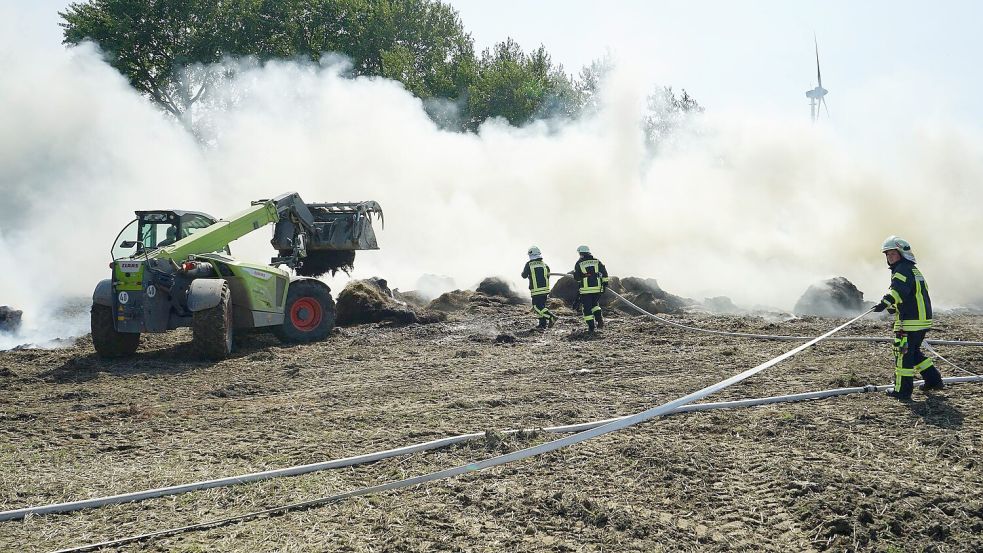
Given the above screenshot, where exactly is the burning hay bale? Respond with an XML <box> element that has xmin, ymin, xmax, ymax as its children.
<box><xmin>336</xmin><ymin>280</ymin><xmax>444</xmax><ymax>326</ymax></box>
<box><xmin>393</xmin><ymin>289</ymin><xmax>429</xmax><ymax>308</ymax></box>
<box><xmin>0</xmin><ymin>306</ymin><xmax>22</xmax><ymax>333</ymax></box>
<box><xmin>548</xmin><ymin>276</ymin><xmax>580</xmax><ymax>306</ymax></box>
<box><xmin>793</xmin><ymin>277</ymin><xmax>866</xmax><ymax>317</ymax></box>
<box><xmin>703</xmin><ymin>296</ymin><xmax>742</xmax><ymax>314</ymax></box>
<box><xmin>549</xmin><ymin>275</ymin><xmax>690</xmax><ymax>315</ymax></box>
<box><xmin>428</xmin><ymin>290</ymin><xmax>474</xmax><ymax>313</ymax></box>
<box><xmin>475</xmin><ymin>277</ymin><xmax>526</xmax><ymax>305</ymax></box>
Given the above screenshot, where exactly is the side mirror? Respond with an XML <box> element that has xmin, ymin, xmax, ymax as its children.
<box><xmin>119</xmin><ymin>240</ymin><xmax>138</xmax><ymax>248</ymax></box>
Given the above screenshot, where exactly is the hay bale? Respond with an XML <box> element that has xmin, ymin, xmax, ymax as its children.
<box><xmin>363</xmin><ymin>277</ymin><xmax>393</xmax><ymax>298</ymax></box>
<box><xmin>475</xmin><ymin>277</ymin><xmax>526</xmax><ymax>305</ymax></box>
<box><xmin>336</xmin><ymin>280</ymin><xmax>443</xmax><ymax>326</ymax></box>
<box><xmin>549</xmin><ymin>276</ymin><xmax>580</xmax><ymax>307</ymax></box>
<box><xmin>0</xmin><ymin>306</ymin><xmax>22</xmax><ymax>333</ymax></box>
<box><xmin>704</xmin><ymin>296</ymin><xmax>741</xmax><ymax>314</ymax></box>
<box><xmin>393</xmin><ymin>289</ymin><xmax>428</xmax><ymax>308</ymax></box>
<box><xmin>428</xmin><ymin>290</ymin><xmax>473</xmax><ymax>313</ymax></box>
<box><xmin>793</xmin><ymin>277</ymin><xmax>866</xmax><ymax>317</ymax></box>
<box><xmin>620</xmin><ymin>277</ymin><xmax>661</xmax><ymax>295</ymax></box>
<box><xmin>551</xmin><ymin>275</ymin><xmax>689</xmax><ymax>315</ymax></box>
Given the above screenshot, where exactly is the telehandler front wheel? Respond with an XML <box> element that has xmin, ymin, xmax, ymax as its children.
<box><xmin>274</xmin><ymin>280</ymin><xmax>335</xmax><ymax>343</ymax></box>
<box><xmin>91</xmin><ymin>304</ymin><xmax>139</xmax><ymax>358</ymax></box>
<box><xmin>192</xmin><ymin>283</ymin><xmax>234</xmax><ymax>360</ymax></box>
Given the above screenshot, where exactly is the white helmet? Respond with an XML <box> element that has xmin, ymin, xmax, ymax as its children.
<box><xmin>576</xmin><ymin>245</ymin><xmax>591</xmax><ymax>255</ymax></box>
<box><xmin>527</xmin><ymin>246</ymin><xmax>542</xmax><ymax>260</ymax></box>
<box><xmin>881</xmin><ymin>235</ymin><xmax>916</xmax><ymax>262</ymax></box>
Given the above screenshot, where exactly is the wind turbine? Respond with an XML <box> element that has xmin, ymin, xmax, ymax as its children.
<box><xmin>805</xmin><ymin>36</ymin><xmax>829</xmax><ymax>122</ymax></box>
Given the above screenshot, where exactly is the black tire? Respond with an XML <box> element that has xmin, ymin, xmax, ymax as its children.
<box><xmin>192</xmin><ymin>283</ymin><xmax>234</xmax><ymax>360</ymax></box>
<box><xmin>274</xmin><ymin>280</ymin><xmax>335</xmax><ymax>343</ymax></box>
<box><xmin>91</xmin><ymin>304</ymin><xmax>140</xmax><ymax>358</ymax></box>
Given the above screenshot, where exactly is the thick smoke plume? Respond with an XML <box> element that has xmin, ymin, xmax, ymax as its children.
<box><xmin>3</xmin><ymin>11</ymin><xmax>983</xmax><ymax>348</ymax></box>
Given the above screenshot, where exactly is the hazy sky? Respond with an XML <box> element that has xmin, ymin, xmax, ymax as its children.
<box><xmin>17</xmin><ymin>0</ymin><xmax>983</xmax><ymax>125</ymax></box>
<box><xmin>446</xmin><ymin>0</ymin><xmax>983</xmax><ymax>125</ymax></box>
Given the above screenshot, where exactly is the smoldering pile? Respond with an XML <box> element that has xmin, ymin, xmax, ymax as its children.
<box><xmin>550</xmin><ymin>276</ymin><xmax>692</xmax><ymax>315</ymax></box>
<box><xmin>428</xmin><ymin>277</ymin><xmax>530</xmax><ymax>314</ymax></box>
<box><xmin>0</xmin><ymin>306</ymin><xmax>22</xmax><ymax>333</ymax></box>
<box><xmin>793</xmin><ymin>277</ymin><xmax>868</xmax><ymax>317</ymax></box>
<box><xmin>335</xmin><ymin>278</ymin><xmax>444</xmax><ymax>326</ymax></box>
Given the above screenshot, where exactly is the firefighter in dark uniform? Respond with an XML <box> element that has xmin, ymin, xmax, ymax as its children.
<box><xmin>872</xmin><ymin>236</ymin><xmax>944</xmax><ymax>400</ymax></box>
<box><xmin>573</xmin><ymin>245</ymin><xmax>609</xmax><ymax>333</ymax></box>
<box><xmin>522</xmin><ymin>246</ymin><xmax>557</xmax><ymax>329</ymax></box>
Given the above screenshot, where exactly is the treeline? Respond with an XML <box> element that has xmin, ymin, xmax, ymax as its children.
<box><xmin>61</xmin><ymin>0</ymin><xmax>701</xmax><ymax>134</ymax></box>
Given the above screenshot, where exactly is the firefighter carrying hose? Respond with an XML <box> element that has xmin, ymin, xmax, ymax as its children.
<box><xmin>522</xmin><ymin>246</ymin><xmax>558</xmax><ymax>330</ymax></box>
<box><xmin>573</xmin><ymin>245</ymin><xmax>609</xmax><ymax>333</ymax></box>
<box><xmin>872</xmin><ymin>236</ymin><xmax>944</xmax><ymax>400</ymax></box>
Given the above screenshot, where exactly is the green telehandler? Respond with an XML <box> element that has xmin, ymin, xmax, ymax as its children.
<box><xmin>91</xmin><ymin>192</ymin><xmax>383</xmax><ymax>359</ymax></box>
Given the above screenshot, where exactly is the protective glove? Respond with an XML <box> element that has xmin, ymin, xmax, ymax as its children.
<box><xmin>887</xmin><ymin>306</ymin><xmax>896</xmax><ymax>315</ymax></box>
<box><xmin>872</xmin><ymin>302</ymin><xmax>887</xmax><ymax>313</ymax></box>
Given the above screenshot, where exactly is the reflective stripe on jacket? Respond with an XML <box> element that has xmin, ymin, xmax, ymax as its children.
<box><xmin>880</xmin><ymin>259</ymin><xmax>932</xmax><ymax>332</ymax></box>
<box><xmin>522</xmin><ymin>259</ymin><xmax>551</xmax><ymax>295</ymax></box>
<box><xmin>573</xmin><ymin>256</ymin><xmax>608</xmax><ymax>294</ymax></box>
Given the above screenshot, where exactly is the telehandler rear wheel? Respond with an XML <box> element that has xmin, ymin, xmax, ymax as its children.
<box><xmin>91</xmin><ymin>304</ymin><xmax>139</xmax><ymax>358</ymax></box>
<box><xmin>274</xmin><ymin>280</ymin><xmax>335</xmax><ymax>343</ymax></box>
<box><xmin>192</xmin><ymin>283</ymin><xmax>234</xmax><ymax>360</ymax></box>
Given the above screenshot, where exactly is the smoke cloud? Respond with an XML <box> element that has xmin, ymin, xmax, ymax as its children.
<box><xmin>2</xmin><ymin>13</ymin><xmax>983</xmax><ymax>348</ymax></box>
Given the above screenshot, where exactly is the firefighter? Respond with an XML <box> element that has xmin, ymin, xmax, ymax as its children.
<box><xmin>522</xmin><ymin>246</ymin><xmax>557</xmax><ymax>329</ymax></box>
<box><xmin>871</xmin><ymin>236</ymin><xmax>944</xmax><ymax>400</ymax></box>
<box><xmin>573</xmin><ymin>245</ymin><xmax>609</xmax><ymax>333</ymax></box>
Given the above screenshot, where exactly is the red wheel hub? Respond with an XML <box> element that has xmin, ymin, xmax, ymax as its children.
<box><xmin>289</xmin><ymin>297</ymin><xmax>322</xmax><ymax>331</ymax></box>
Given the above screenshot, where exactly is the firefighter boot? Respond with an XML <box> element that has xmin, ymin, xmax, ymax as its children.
<box><xmin>547</xmin><ymin>313</ymin><xmax>558</xmax><ymax>328</ymax></box>
<box><xmin>595</xmin><ymin>312</ymin><xmax>604</xmax><ymax>330</ymax></box>
<box><xmin>886</xmin><ymin>376</ymin><xmax>914</xmax><ymax>401</ymax></box>
<box><xmin>586</xmin><ymin>320</ymin><xmax>596</xmax><ymax>334</ymax></box>
<box><xmin>919</xmin><ymin>366</ymin><xmax>945</xmax><ymax>391</ymax></box>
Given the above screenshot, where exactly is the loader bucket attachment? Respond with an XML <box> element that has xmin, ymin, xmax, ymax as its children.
<box><xmin>306</xmin><ymin>201</ymin><xmax>384</xmax><ymax>251</ymax></box>
<box><xmin>272</xmin><ymin>201</ymin><xmax>384</xmax><ymax>278</ymax></box>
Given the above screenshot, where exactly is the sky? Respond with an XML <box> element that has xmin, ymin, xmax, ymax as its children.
<box><xmin>2</xmin><ymin>1</ymin><xmax>983</xmax><ymax>348</ymax></box>
<box><xmin>447</xmin><ymin>0</ymin><xmax>983</xmax><ymax>126</ymax></box>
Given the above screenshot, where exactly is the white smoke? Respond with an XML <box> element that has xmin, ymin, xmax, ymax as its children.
<box><xmin>2</xmin><ymin>9</ymin><xmax>983</xmax><ymax>349</ymax></box>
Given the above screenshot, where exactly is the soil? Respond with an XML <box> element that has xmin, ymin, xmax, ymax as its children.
<box><xmin>1</xmin><ymin>304</ymin><xmax>982</xmax><ymax>552</ymax></box>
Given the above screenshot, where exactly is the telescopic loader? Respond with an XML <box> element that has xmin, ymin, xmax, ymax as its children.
<box><xmin>91</xmin><ymin>192</ymin><xmax>382</xmax><ymax>359</ymax></box>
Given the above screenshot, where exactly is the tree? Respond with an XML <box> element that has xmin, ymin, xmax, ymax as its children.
<box><xmin>60</xmin><ymin>0</ymin><xmax>475</xmax><ymax>125</ymax></box>
<box><xmin>465</xmin><ymin>39</ymin><xmax>578</xmax><ymax>130</ymax></box>
<box><xmin>61</xmin><ymin>0</ymin><xmax>232</xmax><ymax>119</ymax></box>
<box><xmin>643</xmin><ymin>86</ymin><xmax>704</xmax><ymax>148</ymax></box>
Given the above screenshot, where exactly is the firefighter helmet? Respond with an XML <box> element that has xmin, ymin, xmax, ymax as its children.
<box><xmin>576</xmin><ymin>245</ymin><xmax>591</xmax><ymax>255</ymax></box>
<box><xmin>527</xmin><ymin>246</ymin><xmax>542</xmax><ymax>260</ymax></box>
<box><xmin>881</xmin><ymin>235</ymin><xmax>916</xmax><ymax>262</ymax></box>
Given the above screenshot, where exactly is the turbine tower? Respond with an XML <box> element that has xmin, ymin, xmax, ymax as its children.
<box><xmin>805</xmin><ymin>36</ymin><xmax>829</xmax><ymax>122</ymax></box>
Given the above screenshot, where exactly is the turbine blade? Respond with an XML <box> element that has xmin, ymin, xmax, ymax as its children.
<box><xmin>822</xmin><ymin>96</ymin><xmax>830</xmax><ymax>117</ymax></box>
<box><xmin>814</xmin><ymin>35</ymin><xmax>822</xmax><ymax>87</ymax></box>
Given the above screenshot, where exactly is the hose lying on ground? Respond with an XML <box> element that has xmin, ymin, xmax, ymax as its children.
<box><xmin>9</xmin><ymin>376</ymin><xmax>983</xmax><ymax>526</ymax></box>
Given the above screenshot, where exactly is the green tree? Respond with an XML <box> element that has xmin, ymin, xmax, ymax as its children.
<box><xmin>61</xmin><ymin>0</ymin><xmax>231</xmax><ymax>118</ymax></box>
<box><xmin>60</xmin><ymin>0</ymin><xmax>475</xmax><ymax>123</ymax></box>
<box><xmin>466</xmin><ymin>39</ymin><xmax>578</xmax><ymax>130</ymax></box>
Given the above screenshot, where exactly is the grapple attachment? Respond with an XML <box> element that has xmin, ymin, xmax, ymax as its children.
<box><xmin>271</xmin><ymin>200</ymin><xmax>384</xmax><ymax>277</ymax></box>
<box><xmin>306</xmin><ymin>201</ymin><xmax>384</xmax><ymax>251</ymax></box>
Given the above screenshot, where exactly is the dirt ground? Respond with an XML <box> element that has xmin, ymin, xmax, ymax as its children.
<box><xmin>1</xmin><ymin>302</ymin><xmax>982</xmax><ymax>552</ymax></box>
